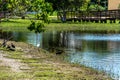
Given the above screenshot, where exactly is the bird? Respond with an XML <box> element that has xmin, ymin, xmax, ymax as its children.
<box><xmin>56</xmin><ymin>50</ymin><xmax>64</xmax><ymax>55</ymax></box>
<box><xmin>11</xmin><ymin>43</ymin><xmax>15</xmax><ymax>48</ymax></box>
<box><xmin>9</xmin><ymin>48</ymin><xmax>15</xmax><ymax>51</ymax></box>
<box><xmin>6</xmin><ymin>45</ymin><xmax>15</xmax><ymax>51</ymax></box>
<box><xmin>6</xmin><ymin>45</ymin><xmax>11</xmax><ymax>49</ymax></box>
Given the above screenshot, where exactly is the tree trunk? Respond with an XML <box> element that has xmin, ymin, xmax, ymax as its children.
<box><xmin>62</xmin><ymin>10</ymin><xmax>66</xmax><ymax>22</ymax></box>
<box><xmin>21</xmin><ymin>15</ymin><xmax>25</xmax><ymax>19</ymax></box>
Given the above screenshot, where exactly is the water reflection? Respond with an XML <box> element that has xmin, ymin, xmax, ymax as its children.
<box><xmin>1</xmin><ymin>31</ymin><xmax>120</xmax><ymax>79</ymax></box>
<box><xmin>37</xmin><ymin>31</ymin><xmax>120</xmax><ymax>80</ymax></box>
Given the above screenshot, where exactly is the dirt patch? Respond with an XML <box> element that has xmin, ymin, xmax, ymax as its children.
<box><xmin>0</xmin><ymin>51</ymin><xmax>28</xmax><ymax>72</ymax></box>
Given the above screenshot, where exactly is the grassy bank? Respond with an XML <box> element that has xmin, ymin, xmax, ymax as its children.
<box><xmin>0</xmin><ymin>41</ymin><xmax>112</xmax><ymax>80</ymax></box>
<box><xmin>0</xmin><ymin>19</ymin><xmax>31</xmax><ymax>32</ymax></box>
<box><xmin>45</xmin><ymin>22</ymin><xmax>120</xmax><ymax>33</ymax></box>
<box><xmin>0</xmin><ymin>19</ymin><xmax>117</xmax><ymax>79</ymax></box>
<box><xmin>0</xmin><ymin>19</ymin><xmax>120</xmax><ymax>32</ymax></box>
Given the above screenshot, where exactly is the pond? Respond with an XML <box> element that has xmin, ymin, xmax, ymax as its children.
<box><xmin>1</xmin><ymin>31</ymin><xmax>120</xmax><ymax>80</ymax></box>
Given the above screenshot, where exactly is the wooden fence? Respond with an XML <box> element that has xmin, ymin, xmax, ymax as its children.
<box><xmin>58</xmin><ymin>9</ymin><xmax>120</xmax><ymax>23</ymax></box>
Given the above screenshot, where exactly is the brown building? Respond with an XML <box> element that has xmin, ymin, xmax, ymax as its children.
<box><xmin>108</xmin><ymin>0</ymin><xmax>120</xmax><ymax>10</ymax></box>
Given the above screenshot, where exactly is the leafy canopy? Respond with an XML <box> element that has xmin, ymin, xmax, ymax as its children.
<box><xmin>28</xmin><ymin>0</ymin><xmax>53</xmax><ymax>33</ymax></box>
<box><xmin>28</xmin><ymin>21</ymin><xmax>45</xmax><ymax>33</ymax></box>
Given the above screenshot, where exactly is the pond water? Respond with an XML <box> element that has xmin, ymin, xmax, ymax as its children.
<box><xmin>1</xmin><ymin>31</ymin><xmax>120</xmax><ymax>80</ymax></box>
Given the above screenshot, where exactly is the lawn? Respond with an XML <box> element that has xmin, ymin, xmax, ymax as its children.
<box><xmin>0</xmin><ymin>19</ymin><xmax>120</xmax><ymax>33</ymax></box>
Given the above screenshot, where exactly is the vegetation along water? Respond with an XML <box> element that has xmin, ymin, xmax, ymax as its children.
<box><xmin>0</xmin><ymin>0</ymin><xmax>120</xmax><ymax>80</ymax></box>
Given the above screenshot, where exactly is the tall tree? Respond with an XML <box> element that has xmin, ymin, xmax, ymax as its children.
<box><xmin>28</xmin><ymin>0</ymin><xmax>53</xmax><ymax>46</ymax></box>
<box><xmin>45</xmin><ymin>0</ymin><xmax>70</xmax><ymax>11</ymax></box>
<box><xmin>45</xmin><ymin>0</ymin><xmax>88</xmax><ymax>22</ymax></box>
<box><xmin>9</xmin><ymin>0</ymin><xmax>31</xmax><ymax>19</ymax></box>
<box><xmin>0</xmin><ymin>0</ymin><xmax>31</xmax><ymax>19</ymax></box>
<box><xmin>31</xmin><ymin>0</ymin><xmax>52</xmax><ymax>21</ymax></box>
<box><xmin>0</xmin><ymin>0</ymin><xmax>11</xmax><ymax>18</ymax></box>
<box><xmin>45</xmin><ymin>0</ymin><xmax>88</xmax><ymax>11</ymax></box>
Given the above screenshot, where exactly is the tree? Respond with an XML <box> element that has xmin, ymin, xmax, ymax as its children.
<box><xmin>88</xmin><ymin>0</ymin><xmax>105</xmax><ymax>11</ymax></box>
<box><xmin>28</xmin><ymin>21</ymin><xmax>44</xmax><ymax>34</ymax></box>
<box><xmin>28</xmin><ymin>0</ymin><xmax>53</xmax><ymax>46</ymax></box>
<box><xmin>80</xmin><ymin>0</ymin><xmax>90</xmax><ymax>11</ymax></box>
<box><xmin>9</xmin><ymin>0</ymin><xmax>31</xmax><ymax>19</ymax></box>
<box><xmin>45</xmin><ymin>0</ymin><xmax>89</xmax><ymax>22</ymax></box>
<box><xmin>30</xmin><ymin>0</ymin><xmax>52</xmax><ymax>21</ymax></box>
<box><xmin>45</xmin><ymin>0</ymin><xmax>90</xmax><ymax>11</ymax></box>
<box><xmin>0</xmin><ymin>0</ymin><xmax>31</xmax><ymax>19</ymax></box>
<box><xmin>0</xmin><ymin>0</ymin><xmax>11</xmax><ymax>19</ymax></box>
<box><xmin>88</xmin><ymin>3</ymin><xmax>105</xmax><ymax>11</ymax></box>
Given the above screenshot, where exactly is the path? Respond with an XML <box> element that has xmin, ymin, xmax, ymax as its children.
<box><xmin>0</xmin><ymin>51</ymin><xmax>27</xmax><ymax>72</ymax></box>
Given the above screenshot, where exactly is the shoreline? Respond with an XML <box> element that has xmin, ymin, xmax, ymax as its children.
<box><xmin>0</xmin><ymin>40</ymin><xmax>112</xmax><ymax>80</ymax></box>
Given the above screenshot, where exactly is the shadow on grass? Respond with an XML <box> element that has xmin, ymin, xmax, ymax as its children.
<box><xmin>50</xmin><ymin>20</ymin><xmax>62</xmax><ymax>23</ymax></box>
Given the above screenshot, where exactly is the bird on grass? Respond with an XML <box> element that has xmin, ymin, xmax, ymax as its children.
<box><xmin>56</xmin><ymin>50</ymin><xmax>64</xmax><ymax>55</ymax></box>
<box><xmin>6</xmin><ymin>43</ymin><xmax>15</xmax><ymax>51</ymax></box>
<box><xmin>11</xmin><ymin>43</ymin><xmax>15</xmax><ymax>48</ymax></box>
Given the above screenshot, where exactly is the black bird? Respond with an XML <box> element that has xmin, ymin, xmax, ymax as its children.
<box><xmin>6</xmin><ymin>45</ymin><xmax>11</xmax><ymax>49</ymax></box>
<box><xmin>11</xmin><ymin>43</ymin><xmax>15</xmax><ymax>48</ymax></box>
<box><xmin>9</xmin><ymin>48</ymin><xmax>15</xmax><ymax>51</ymax></box>
<box><xmin>6</xmin><ymin>45</ymin><xmax>15</xmax><ymax>51</ymax></box>
<box><xmin>56</xmin><ymin>50</ymin><xmax>64</xmax><ymax>55</ymax></box>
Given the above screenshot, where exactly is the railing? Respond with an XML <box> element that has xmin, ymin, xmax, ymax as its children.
<box><xmin>58</xmin><ymin>9</ymin><xmax>120</xmax><ymax>23</ymax></box>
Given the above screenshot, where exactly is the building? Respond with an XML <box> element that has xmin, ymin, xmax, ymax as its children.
<box><xmin>91</xmin><ymin>0</ymin><xmax>120</xmax><ymax>10</ymax></box>
<box><xmin>108</xmin><ymin>0</ymin><xmax>120</xmax><ymax>10</ymax></box>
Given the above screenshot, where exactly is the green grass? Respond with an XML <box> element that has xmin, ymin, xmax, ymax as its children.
<box><xmin>0</xmin><ymin>61</ymin><xmax>30</xmax><ymax>80</ymax></box>
<box><xmin>0</xmin><ymin>44</ymin><xmax>112</xmax><ymax>80</ymax></box>
<box><xmin>0</xmin><ymin>19</ymin><xmax>120</xmax><ymax>33</ymax></box>
<box><xmin>45</xmin><ymin>22</ymin><xmax>120</xmax><ymax>32</ymax></box>
<box><xmin>0</xmin><ymin>19</ymin><xmax>31</xmax><ymax>32</ymax></box>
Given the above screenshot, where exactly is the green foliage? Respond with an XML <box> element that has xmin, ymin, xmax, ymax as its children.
<box><xmin>88</xmin><ymin>4</ymin><xmax>105</xmax><ymax>11</ymax></box>
<box><xmin>35</xmin><ymin>22</ymin><xmax>45</xmax><ymax>33</ymax></box>
<box><xmin>31</xmin><ymin>0</ymin><xmax>53</xmax><ymax>22</ymax></box>
<box><xmin>46</xmin><ymin>0</ymin><xmax>90</xmax><ymax>11</ymax></box>
<box><xmin>27</xmin><ymin>0</ymin><xmax>52</xmax><ymax>34</ymax></box>
<box><xmin>41</xmin><ymin>12</ymin><xmax>50</xmax><ymax>23</ymax></box>
<box><xmin>28</xmin><ymin>21</ymin><xmax>45</xmax><ymax>33</ymax></box>
<box><xmin>27</xmin><ymin>21</ymin><xmax>35</xmax><ymax>31</ymax></box>
<box><xmin>0</xmin><ymin>0</ymin><xmax>53</xmax><ymax>20</ymax></box>
<box><xmin>80</xmin><ymin>0</ymin><xmax>90</xmax><ymax>11</ymax></box>
<box><xmin>0</xmin><ymin>0</ymin><xmax>31</xmax><ymax>19</ymax></box>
